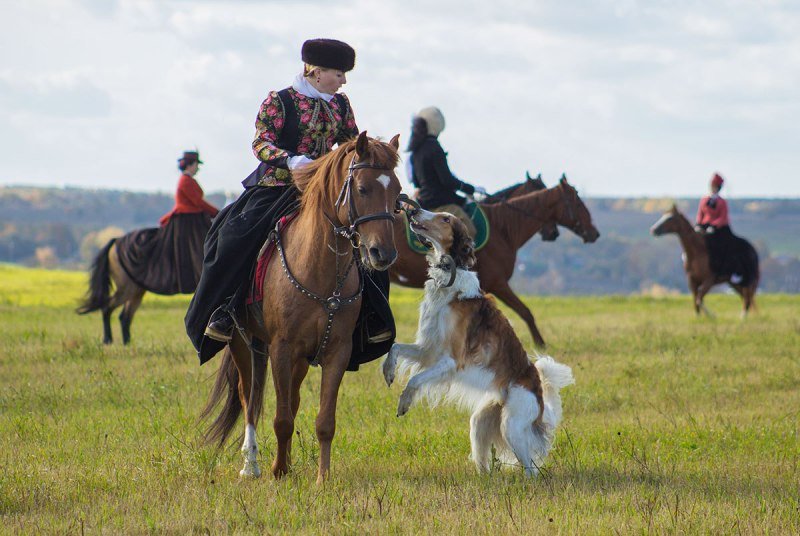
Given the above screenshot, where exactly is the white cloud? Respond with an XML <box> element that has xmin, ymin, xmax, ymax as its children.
<box><xmin>0</xmin><ymin>0</ymin><xmax>798</xmax><ymax>197</ymax></box>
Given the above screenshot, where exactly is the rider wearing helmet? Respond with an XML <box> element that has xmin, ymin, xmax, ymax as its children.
<box><xmin>407</xmin><ymin>106</ymin><xmax>486</xmax><ymax>237</ymax></box>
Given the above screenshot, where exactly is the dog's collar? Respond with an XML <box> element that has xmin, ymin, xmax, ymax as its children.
<box><xmin>434</xmin><ymin>254</ymin><xmax>457</xmax><ymax>288</ymax></box>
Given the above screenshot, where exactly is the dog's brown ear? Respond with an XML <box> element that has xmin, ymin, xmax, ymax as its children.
<box><xmin>451</xmin><ymin>218</ymin><xmax>476</xmax><ymax>269</ymax></box>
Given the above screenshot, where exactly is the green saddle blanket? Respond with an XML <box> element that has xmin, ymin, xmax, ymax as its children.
<box><xmin>404</xmin><ymin>201</ymin><xmax>489</xmax><ymax>254</ymax></box>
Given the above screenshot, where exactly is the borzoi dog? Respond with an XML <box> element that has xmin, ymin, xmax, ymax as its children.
<box><xmin>383</xmin><ymin>209</ymin><xmax>574</xmax><ymax>475</ymax></box>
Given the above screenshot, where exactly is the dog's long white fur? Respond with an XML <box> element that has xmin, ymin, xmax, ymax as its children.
<box><xmin>385</xmin><ymin>208</ymin><xmax>574</xmax><ymax>475</ymax></box>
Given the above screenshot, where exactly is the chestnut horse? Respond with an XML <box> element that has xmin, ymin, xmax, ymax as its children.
<box><xmin>77</xmin><ymin>240</ymin><xmax>147</xmax><ymax>345</ymax></box>
<box><xmin>483</xmin><ymin>172</ymin><xmax>559</xmax><ymax>242</ymax></box>
<box><xmin>391</xmin><ymin>176</ymin><xmax>600</xmax><ymax>347</ymax></box>
<box><xmin>203</xmin><ymin>132</ymin><xmax>402</xmax><ymax>483</ymax></box>
<box><xmin>650</xmin><ymin>204</ymin><xmax>759</xmax><ymax>317</ymax></box>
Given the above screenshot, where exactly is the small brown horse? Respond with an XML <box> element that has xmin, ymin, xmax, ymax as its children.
<box><xmin>390</xmin><ymin>176</ymin><xmax>600</xmax><ymax>347</ymax></box>
<box><xmin>650</xmin><ymin>204</ymin><xmax>759</xmax><ymax>317</ymax></box>
<box><xmin>77</xmin><ymin>240</ymin><xmax>146</xmax><ymax>344</ymax></box>
<box><xmin>203</xmin><ymin>132</ymin><xmax>402</xmax><ymax>483</ymax></box>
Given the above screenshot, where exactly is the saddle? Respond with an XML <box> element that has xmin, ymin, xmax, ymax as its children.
<box><xmin>247</xmin><ymin>212</ymin><xmax>299</xmax><ymax>304</ymax></box>
<box><xmin>404</xmin><ymin>201</ymin><xmax>490</xmax><ymax>254</ymax></box>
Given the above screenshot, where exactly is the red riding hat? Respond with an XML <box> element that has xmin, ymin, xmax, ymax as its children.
<box><xmin>711</xmin><ymin>173</ymin><xmax>724</xmax><ymax>188</ymax></box>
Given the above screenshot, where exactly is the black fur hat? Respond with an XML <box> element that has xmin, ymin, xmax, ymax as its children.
<box><xmin>301</xmin><ymin>39</ymin><xmax>356</xmax><ymax>72</ymax></box>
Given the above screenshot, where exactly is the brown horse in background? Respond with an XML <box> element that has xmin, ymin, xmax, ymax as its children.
<box><xmin>483</xmin><ymin>172</ymin><xmax>559</xmax><ymax>242</ymax></box>
<box><xmin>202</xmin><ymin>132</ymin><xmax>402</xmax><ymax>483</ymax></box>
<box><xmin>650</xmin><ymin>204</ymin><xmax>759</xmax><ymax>317</ymax></box>
<box><xmin>391</xmin><ymin>176</ymin><xmax>600</xmax><ymax>347</ymax></box>
<box><xmin>77</xmin><ymin>240</ymin><xmax>147</xmax><ymax>344</ymax></box>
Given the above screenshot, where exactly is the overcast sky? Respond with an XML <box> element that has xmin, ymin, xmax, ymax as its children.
<box><xmin>1</xmin><ymin>0</ymin><xmax>798</xmax><ymax>198</ymax></box>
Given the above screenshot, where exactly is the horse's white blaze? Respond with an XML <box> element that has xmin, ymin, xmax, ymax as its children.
<box><xmin>650</xmin><ymin>213</ymin><xmax>671</xmax><ymax>234</ymax></box>
<box><xmin>376</xmin><ymin>174</ymin><xmax>391</xmax><ymax>189</ymax></box>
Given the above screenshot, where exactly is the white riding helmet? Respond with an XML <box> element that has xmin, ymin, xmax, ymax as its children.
<box><xmin>416</xmin><ymin>106</ymin><xmax>446</xmax><ymax>137</ymax></box>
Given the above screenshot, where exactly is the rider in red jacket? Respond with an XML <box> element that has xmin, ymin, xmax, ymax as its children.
<box><xmin>160</xmin><ymin>153</ymin><xmax>219</xmax><ymax>226</ymax></box>
<box><xmin>695</xmin><ymin>173</ymin><xmax>729</xmax><ymax>230</ymax></box>
<box><xmin>696</xmin><ymin>172</ymin><xmax>742</xmax><ymax>282</ymax></box>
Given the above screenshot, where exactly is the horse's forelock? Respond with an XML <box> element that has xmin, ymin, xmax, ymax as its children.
<box><xmin>293</xmin><ymin>136</ymin><xmax>399</xmax><ymax>218</ymax></box>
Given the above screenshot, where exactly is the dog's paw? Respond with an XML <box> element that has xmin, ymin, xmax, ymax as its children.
<box><xmin>397</xmin><ymin>387</ymin><xmax>414</xmax><ymax>417</ymax></box>
<box><xmin>382</xmin><ymin>358</ymin><xmax>396</xmax><ymax>388</ymax></box>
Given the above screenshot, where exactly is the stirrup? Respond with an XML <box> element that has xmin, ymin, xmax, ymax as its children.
<box><xmin>204</xmin><ymin>325</ymin><xmax>233</xmax><ymax>342</ymax></box>
<box><xmin>367</xmin><ymin>329</ymin><xmax>393</xmax><ymax>344</ymax></box>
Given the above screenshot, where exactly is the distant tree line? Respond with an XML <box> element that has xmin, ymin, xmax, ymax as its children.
<box><xmin>1</xmin><ymin>186</ymin><xmax>799</xmax><ymax>293</ymax></box>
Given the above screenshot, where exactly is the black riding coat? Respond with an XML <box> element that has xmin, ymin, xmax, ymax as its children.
<box><xmin>410</xmin><ymin>136</ymin><xmax>475</xmax><ymax>209</ymax></box>
<box><xmin>185</xmin><ymin>89</ymin><xmax>395</xmax><ymax>369</ymax></box>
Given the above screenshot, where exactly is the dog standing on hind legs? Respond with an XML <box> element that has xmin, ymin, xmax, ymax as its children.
<box><xmin>383</xmin><ymin>209</ymin><xmax>574</xmax><ymax>475</ymax></box>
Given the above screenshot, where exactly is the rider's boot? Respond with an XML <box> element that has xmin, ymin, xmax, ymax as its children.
<box><xmin>204</xmin><ymin>306</ymin><xmax>235</xmax><ymax>342</ymax></box>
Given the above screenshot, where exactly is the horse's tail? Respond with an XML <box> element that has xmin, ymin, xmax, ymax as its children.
<box><xmin>201</xmin><ymin>344</ymin><xmax>268</xmax><ymax>448</ymax></box>
<box><xmin>201</xmin><ymin>346</ymin><xmax>242</xmax><ymax>447</ymax></box>
<box><xmin>76</xmin><ymin>238</ymin><xmax>115</xmax><ymax>314</ymax></box>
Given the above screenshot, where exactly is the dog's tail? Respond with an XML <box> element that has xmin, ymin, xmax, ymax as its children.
<box><xmin>534</xmin><ymin>355</ymin><xmax>574</xmax><ymax>430</ymax></box>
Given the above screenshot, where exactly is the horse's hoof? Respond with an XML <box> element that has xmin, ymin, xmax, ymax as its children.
<box><xmin>239</xmin><ymin>461</ymin><xmax>261</xmax><ymax>479</ymax></box>
<box><xmin>271</xmin><ymin>465</ymin><xmax>288</xmax><ymax>480</ymax></box>
<box><xmin>316</xmin><ymin>470</ymin><xmax>329</xmax><ymax>485</ymax></box>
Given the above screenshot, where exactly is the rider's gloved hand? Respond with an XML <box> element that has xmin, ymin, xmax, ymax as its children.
<box><xmin>288</xmin><ymin>155</ymin><xmax>313</xmax><ymax>170</ymax></box>
<box><xmin>472</xmin><ymin>186</ymin><xmax>488</xmax><ymax>201</ymax></box>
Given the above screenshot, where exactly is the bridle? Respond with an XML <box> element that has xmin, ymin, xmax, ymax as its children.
<box><xmin>558</xmin><ymin>183</ymin><xmax>587</xmax><ymax>239</ymax></box>
<box><xmin>272</xmin><ymin>153</ymin><xmax>418</xmax><ymax>366</ymax></box>
<box><xmin>326</xmin><ymin>155</ymin><xmax>399</xmax><ymax>248</ymax></box>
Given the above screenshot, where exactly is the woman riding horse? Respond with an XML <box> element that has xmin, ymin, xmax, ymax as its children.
<box><xmin>185</xmin><ymin>38</ymin><xmax>395</xmax><ymax>366</ymax></box>
<box><xmin>78</xmin><ymin>151</ymin><xmax>218</xmax><ymax>344</ymax></box>
<box><xmin>695</xmin><ymin>173</ymin><xmax>752</xmax><ymax>285</ymax></box>
<box><xmin>407</xmin><ymin>106</ymin><xmax>487</xmax><ymax>237</ymax></box>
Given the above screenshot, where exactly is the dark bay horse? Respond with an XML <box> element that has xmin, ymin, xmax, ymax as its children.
<box><xmin>650</xmin><ymin>204</ymin><xmax>759</xmax><ymax>317</ymax></box>
<box><xmin>391</xmin><ymin>176</ymin><xmax>600</xmax><ymax>347</ymax></box>
<box><xmin>77</xmin><ymin>240</ymin><xmax>148</xmax><ymax>344</ymax></box>
<box><xmin>484</xmin><ymin>172</ymin><xmax>559</xmax><ymax>242</ymax></box>
<box><xmin>203</xmin><ymin>132</ymin><xmax>402</xmax><ymax>483</ymax></box>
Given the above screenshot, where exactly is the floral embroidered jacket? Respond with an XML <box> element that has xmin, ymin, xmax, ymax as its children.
<box><xmin>247</xmin><ymin>88</ymin><xmax>358</xmax><ymax>187</ymax></box>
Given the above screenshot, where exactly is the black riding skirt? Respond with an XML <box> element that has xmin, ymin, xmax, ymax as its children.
<box><xmin>184</xmin><ymin>184</ymin><xmax>396</xmax><ymax>369</ymax></box>
<box><xmin>115</xmin><ymin>212</ymin><xmax>212</xmax><ymax>295</ymax></box>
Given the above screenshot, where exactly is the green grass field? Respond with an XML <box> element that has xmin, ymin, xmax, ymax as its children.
<box><xmin>1</xmin><ymin>264</ymin><xmax>798</xmax><ymax>534</ymax></box>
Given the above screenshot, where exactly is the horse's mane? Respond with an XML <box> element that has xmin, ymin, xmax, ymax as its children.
<box><xmin>484</xmin><ymin>180</ymin><xmax>525</xmax><ymax>203</ymax></box>
<box><xmin>502</xmin><ymin>185</ymin><xmax>554</xmax><ymax>211</ymax></box>
<box><xmin>479</xmin><ymin>185</ymin><xmax>559</xmax><ymax>241</ymax></box>
<box><xmin>292</xmin><ymin>137</ymin><xmax>399</xmax><ymax>224</ymax></box>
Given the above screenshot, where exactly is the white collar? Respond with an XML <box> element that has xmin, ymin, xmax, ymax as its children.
<box><xmin>292</xmin><ymin>73</ymin><xmax>335</xmax><ymax>102</ymax></box>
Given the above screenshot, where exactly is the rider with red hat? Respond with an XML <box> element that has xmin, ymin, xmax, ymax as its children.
<box><xmin>695</xmin><ymin>172</ymin><xmax>742</xmax><ymax>283</ymax></box>
<box><xmin>696</xmin><ymin>173</ymin><xmax>729</xmax><ymax>230</ymax></box>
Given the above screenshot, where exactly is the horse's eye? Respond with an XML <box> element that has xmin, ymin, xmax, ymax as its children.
<box><xmin>357</xmin><ymin>186</ymin><xmax>368</xmax><ymax>195</ymax></box>
<box><xmin>443</xmin><ymin>217</ymin><xmax>450</xmax><ymax>223</ymax></box>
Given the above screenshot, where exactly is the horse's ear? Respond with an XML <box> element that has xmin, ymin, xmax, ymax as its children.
<box><xmin>671</xmin><ymin>203</ymin><xmax>679</xmax><ymax>213</ymax></box>
<box><xmin>389</xmin><ymin>133</ymin><xmax>400</xmax><ymax>150</ymax></box>
<box><xmin>559</xmin><ymin>173</ymin><xmax>568</xmax><ymax>184</ymax></box>
<box><xmin>525</xmin><ymin>170</ymin><xmax>532</xmax><ymax>181</ymax></box>
<box><xmin>536</xmin><ymin>173</ymin><xmax>542</xmax><ymax>180</ymax></box>
<box><xmin>355</xmin><ymin>131</ymin><xmax>369</xmax><ymax>158</ymax></box>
